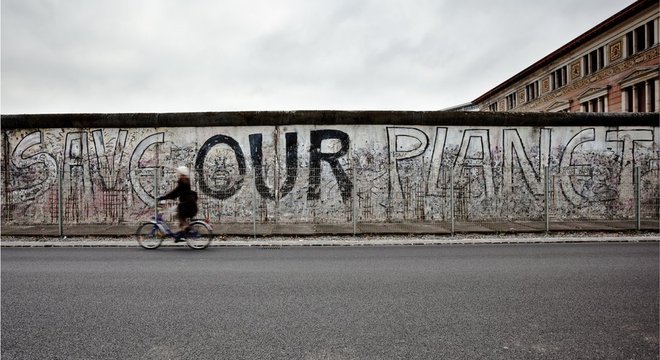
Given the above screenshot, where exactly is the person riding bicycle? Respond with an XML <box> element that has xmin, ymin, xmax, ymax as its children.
<box><xmin>157</xmin><ymin>166</ymin><xmax>198</xmax><ymax>241</ymax></box>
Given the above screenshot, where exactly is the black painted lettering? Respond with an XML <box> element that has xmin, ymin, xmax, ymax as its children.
<box><xmin>195</xmin><ymin>134</ymin><xmax>246</xmax><ymax>200</ymax></box>
<box><xmin>249</xmin><ymin>132</ymin><xmax>298</xmax><ymax>200</ymax></box>
<box><xmin>307</xmin><ymin>130</ymin><xmax>352</xmax><ymax>202</ymax></box>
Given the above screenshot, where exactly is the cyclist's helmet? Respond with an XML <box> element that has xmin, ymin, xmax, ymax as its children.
<box><xmin>176</xmin><ymin>166</ymin><xmax>190</xmax><ymax>177</ymax></box>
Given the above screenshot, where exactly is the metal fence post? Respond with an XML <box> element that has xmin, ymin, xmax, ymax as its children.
<box><xmin>274</xmin><ymin>164</ymin><xmax>279</xmax><ymax>225</ymax></box>
<box><xmin>58</xmin><ymin>166</ymin><xmax>63</xmax><ymax>238</ymax></box>
<box><xmin>544</xmin><ymin>166</ymin><xmax>550</xmax><ymax>234</ymax></box>
<box><xmin>252</xmin><ymin>174</ymin><xmax>257</xmax><ymax>239</ymax></box>
<box><xmin>352</xmin><ymin>162</ymin><xmax>357</xmax><ymax>236</ymax></box>
<box><xmin>635</xmin><ymin>166</ymin><xmax>641</xmax><ymax>231</ymax></box>
<box><xmin>154</xmin><ymin>167</ymin><xmax>159</xmax><ymax>220</ymax></box>
<box><xmin>450</xmin><ymin>169</ymin><xmax>455</xmax><ymax>237</ymax></box>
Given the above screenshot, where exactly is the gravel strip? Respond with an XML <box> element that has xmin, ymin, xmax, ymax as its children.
<box><xmin>1</xmin><ymin>232</ymin><xmax>658</xmax><ymax>247</ymax></box>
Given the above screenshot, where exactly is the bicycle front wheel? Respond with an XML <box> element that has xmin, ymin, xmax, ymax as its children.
<box><xmin>185</xmin><ymin>222</ymin><xmax>213</xmax><ymax>250</ymax></box>
<box><xmin>136</xmin><ymin>222</ymin><xmax>164</xmax><ymax>249</ymax></box>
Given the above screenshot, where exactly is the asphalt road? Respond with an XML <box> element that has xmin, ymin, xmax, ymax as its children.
<box><xmin>2</xmin><ymin>243</ymin><xmax>658</xmax><ymax>360</ymax></box>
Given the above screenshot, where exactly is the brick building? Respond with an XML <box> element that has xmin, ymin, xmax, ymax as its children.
<box><xmin>473</xmin><ymin>0</ymin><xmax>659</xmax><ymax>113</ymax></box>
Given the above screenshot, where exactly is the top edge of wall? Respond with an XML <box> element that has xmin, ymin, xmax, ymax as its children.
<box><xmin>1</xmin><ymin>111</ymin><xmax>657</xmax><ymax>129</ymax></box>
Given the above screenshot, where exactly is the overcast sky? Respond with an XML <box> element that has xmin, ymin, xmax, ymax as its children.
<box><xmin>1</xmin><ymin>0</ymin><xmax>637</xmax><ymax>114</ymax></box>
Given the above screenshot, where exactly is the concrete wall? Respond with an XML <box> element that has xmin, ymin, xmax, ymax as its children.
<box><xmin>1</xmin><ymin>112</ymin><xmax>658</xmax><ymax>224</ymax></box>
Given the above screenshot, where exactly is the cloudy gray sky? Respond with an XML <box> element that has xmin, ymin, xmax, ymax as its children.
<box><xmin>1</xmin><ymin>0</ymin><xmax>636</xmax><ymax>114</ymax></box>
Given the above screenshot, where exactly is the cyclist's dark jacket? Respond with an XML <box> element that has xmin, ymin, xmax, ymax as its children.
<box><xmin>158</xmin><ymin>176</ymin><xmax>198</xmax><ymax>220</ymax></box>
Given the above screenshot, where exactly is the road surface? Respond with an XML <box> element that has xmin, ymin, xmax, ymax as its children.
<box><xmin>2</xmin><ymin>243</ymin><xmax>658</xmax><ymax>359</ymax></box>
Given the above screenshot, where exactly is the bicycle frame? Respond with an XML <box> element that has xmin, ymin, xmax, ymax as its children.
<box><xmin>145</xmin><ymin>214</ymin><xmax>175</xmax><ymax>238</ymax></box>
<box><xmin>137</xmin><ymin>203</ymin><xmax>213</xmax><ymax>250</ymax></box>
<box><xmin>154</xmin><ymin>216</ymin><xmax>215</xmax><ymax>234</ymax></box>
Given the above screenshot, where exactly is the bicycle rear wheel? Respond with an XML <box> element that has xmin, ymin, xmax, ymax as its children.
<box><xmin>136</xmin><ymin>222</ymin><xmax>164</xmax><ymax>249</ymax></box>
<box><xmin>185</xmin><ymin>222</ymin><xmax>213</xmax><ymax>250</ymax></box>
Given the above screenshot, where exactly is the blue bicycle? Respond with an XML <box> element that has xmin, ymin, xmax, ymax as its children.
<box><xmin>136</xmin><ymin>203</ymin><xmax>213</xmax><ymax>250</ymax></box>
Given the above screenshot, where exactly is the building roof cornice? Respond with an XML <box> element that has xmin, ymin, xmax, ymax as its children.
<box><xmin>473</xmin><ymin>0</ymin><xmax>657</xmax><ymax>104</ymax></box>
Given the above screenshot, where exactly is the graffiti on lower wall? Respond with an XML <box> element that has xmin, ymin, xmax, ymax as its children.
<box><xmin>1</xmin><ymin>125</ymin><xmax>658</xmax><ymax>224</ymax></box>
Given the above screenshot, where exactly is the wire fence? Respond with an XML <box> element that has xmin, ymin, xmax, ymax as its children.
<box><xmin>1</xmin><ymin>163</ymin><xmax>658</xmax><ymax>236</ymax></box>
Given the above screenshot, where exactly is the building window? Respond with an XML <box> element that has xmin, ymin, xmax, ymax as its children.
<box><xmin>488</xmin><ymin>102</ymin><xmax>498</xmax><ymax>111</ymax></box>
<box><xmin>578</xmin><ymin>87</ymin><xmax>609</xmax><ymax>113</ymax></box>
<box><xmin>551</xmin><ymin>66</ymin><xmax>568</xmax><ymax>90</ymax></box>
<box><xmin>625</xmin><ymin>20</ymin><xmax>658</xmax><ymax>56</ymax></box>
<box><xmin>525</xmin><ymin>81</ymin><xmax>539</xmax><ymax>101</ymax></box>
<box><xmin>506</xmin><ymin>92</ymin><xmax>517</xmax><ymax>110</ymax></box>
<box><xmin>580</xmin><ymin>95</ymin><xmax>608</xmax><ymax>112</ymax></box>
<box><xmin>621</xmin><ymin>77</ymin><xmax>659</xmax><ymax>113</ymax></box>
<box><xmin>648</xmin><ymin>21</ymin><xmax>657</xmax><ymax>48</ymax></box>
<box><xmin>583</xmin><ymin>46</ymin><xmax>605</xmax><ymax>75</ymax></box>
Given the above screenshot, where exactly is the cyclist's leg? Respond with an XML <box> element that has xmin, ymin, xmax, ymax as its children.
<box><xmin>180</xmin><ymin>218</ymin><xmax>190</xmax><ymax>232</ymax></box>
<box><xmin>169</xmin><ymin>215</ymin><xmax>185</xmax><ymax>242</ymax></box>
